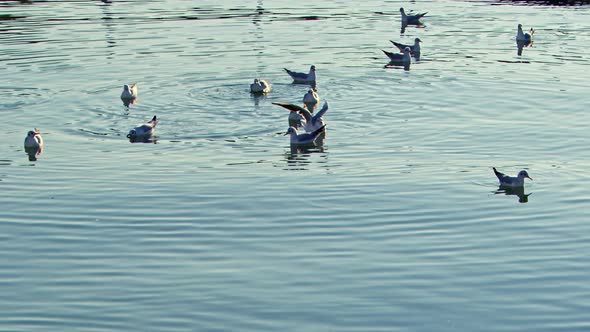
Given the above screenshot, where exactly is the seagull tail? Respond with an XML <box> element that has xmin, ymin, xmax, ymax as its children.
<box><xmin>492</xmin><ymin>167</ymin><xmax>503</xmax><ymax>180</ymax></box>
<box><xmin>390</xmin><ymin>41</ymin><xmax>405</xmax><ymax>52</ymax></box>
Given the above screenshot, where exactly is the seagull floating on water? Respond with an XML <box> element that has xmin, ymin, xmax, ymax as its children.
<box><xmin>284</xmin><ymin>65</ymin><xmax>316</xmax><ymax>84</ymax></box>
<box><xmin>390</xmin><ymin>38</ymin><xmax>422</xmax><ymax>56</ymax></box>
<box><xmin>250</xmin><ymin>78</ymin><xmax>271</xmax><ymax>94</ymax></box>
<box><xmin>121</xmin><ymin>83</ymin><xmax>138</xmax><ymax>100</ymax></box>
<box><xmin>121</xmin><ymin>83</ymin><xmax>138</xmax><ymax>107</ymax></box>
<box><xmin>400</xmin><ymin>7</ymin><xmax>427</xmax><ymax>25</ymax></box>
<box><xmin>383</xmin><ymin>47</ymin><xmax>412</xmax><ymax>65</ymax></box>
<box><xmin>273</xmin><ymin>101</ymin><xmax>329</xmax><ymax>133</ymax></box>
<box><xmin>516</xmin><ymin>24</ymin><xmax>534</xmax><ymax>43</ymax></box>
<box><xmin>127</xmin><ymin>115</ymin><xmax>159</xmax><ymax>139</ymax></box>
<box><xmin>303</xmin><ymin>88</ymin><xmax>319</xmax><ymax>107</ymax></box>
<box><xmin>24</xmin><ymin>129</ymin><xmax>43</xmax><ymax>155</ymax></box>
<box><xmin>493</xmin><ymin>167</ymin><xmax>532</xmax><ymax>188</ymax></box>
<box><xmin>284</xmin><ymin>125</ymin><xmax>326</xmax><ymax>145</ymax></box>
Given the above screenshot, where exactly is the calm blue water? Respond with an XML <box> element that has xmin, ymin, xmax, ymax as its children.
<box><xmin>1</xmin><ymin>1</ymin><xmax>590</xmax><ymax>331</ymax></box>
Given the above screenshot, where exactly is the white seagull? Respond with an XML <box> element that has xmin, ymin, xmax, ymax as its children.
<box><xmin>273</xmin><ymin>102</ymin><xmax>310</xmax><ymax>129</ymax></box>
<box><xmin>516</xmin><ymin>24</ymin><xmax>534</xmax><ymax>43</ymax></box>
<box><xmin>24</xmin><ymin>129</ymin><xmax>43</xmax><ymax>154</ymax></box>
<box><xmin>303</xmin><ymin>88</ymin><xmax>319</xmax><ymax>106</ymax></box>
<box><xmin>127</xmin><ymin>115</ymin><xmax>159</xmax><ymax>138</ymax></box>
<box><xmin>400</xmin><ymin>7</ymin><xmax>427</xmax><ymax>25</ymax></box>
<box><xmin>273</xmin><ymin>101</ymin><xmax>329</xmax><ymax>133</ymax></box>
<box><xmin>288</xmin><ymin>111</ymin><xmax>306</xmax><ymax>129</ymax></box>
<box><xmin>493</xmin><ymin>167</ymin><xmax>533</xmax><ymax>188</ymax></box>
<box><xmin>250</xmin><ymin>78</ymin><xmax>271</xmax><ymax>94</ymax></box>
<box><xmin>390</xmin><ymin>38</ymin><xmax>422</xmax><ymax>56</ymax></box>
<box><xmin>383</xmin><ymin>47</ymin><xmax>412</xmax><ymax>65</ymax></box>
<box><xmin>284</xmin><ymin>65</ymin><xmax>316</xmax><ymax>84</ymax></box>
<box><xmin>121</xmin><ymin>83</ymin><xmax>138</xmax><ymax>100</ymax></box>
<box><xmin>284</xmin><ymin>125</ymin><xmax>326</xmax><ymax>145</ymax></box>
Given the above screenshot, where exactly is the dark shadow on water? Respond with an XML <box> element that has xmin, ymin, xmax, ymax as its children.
<box><xmin>24</xmin><ymin>146</ymin><xmax>40</xmax><ymax>161</ymax></box>
<box><xmin>494</xmin><ymin>186</ymin><xmax>532</xmax><ymax>203</ymax></box>
<box><xmin>99</xmin><ymin>0</ymin><xmax>116</xmax><ymax>52</ymax></box>
<box><xmin>128</xmin><ymin>136</ymin><xmax>158</xmax><ymax>144</ymax></box>
<box><xmin>250</xmin><ymin>91</ymin><xmax>267</xmax><ymax>106</ymax></box>
<box><xmin>401</xmin><ymin>21</ymin><xmax>425</xmax><ymax>34</ymax></box>
<box><xmin>384</xmin><ymin>62</ymin><xmax>411</xmax><ymax>71</ymax></box>
<box><xmin>284</xmin><ymin>144</ymin><xmax>325</xmax><ymax>170</ymax></box>
<box><xmin>290</xmin><ymin>81</ymin><xmax>317</xmax><ymax>90</ymax></box>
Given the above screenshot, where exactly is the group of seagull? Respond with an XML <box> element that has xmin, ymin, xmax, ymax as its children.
<box><xmin>381</xmin><ymin>8</ymin><xmax>427</xmax><ymax>69</ymax></box>
<box><xmin>22</xmin><ymin>6</ymin><xmax>534</xmax><ymax>190</ymax></box>
<box><xmin>119</xmin><ymin>83</ymin><xmax>159</xmax><ymax>143</ymax></box>
<box><xmin>250</xmin><ymin>64</ymin><xmax>329</xmax><ymax>146</ymax></box>
<box><xmin>382</xmin><ymin>8</ymin><xmax>535</xmax><ymax>69</ymax></box>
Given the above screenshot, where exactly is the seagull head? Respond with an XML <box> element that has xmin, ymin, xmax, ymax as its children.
<box><xmin>404</xmin><ymin>47</ymin><xmax>411</xmax><ymax>54</ymax></box>
<box><xmin>310</xmin><ymin>65</ymin><xmax>316</xmax><ymax>72</ymax></box>
<box><xmin>253</xmin><ymin>78</ymin><xmax>260</xmax><ymax>84</ymax></box>
<box><xmin>415</xmin><ymin>38</ymin><xmax>422</xmax><ymax>43</ymax></box>
<box><xmin>127</xmin><ymin>129</ymin><xmax>136</xmax><ymax>138</ymax></box>
<box><xmin>518</xmin><ymin>170</ymin><xmax>532</xmax><ymax>180</ymax></box>
<box><xmin>284</xmin><ymin>127</ymin><xmax>297</xmax><ymax>136</ymax></box>
<box><xmin>27</xmin><ymin>130</ymin><xmax>36</xmax><ymax>137</ymax></box>
<box><xmin>400</xmin><ymin>7</ymin><xmax>405</xmax><ymax>13</ymax></box>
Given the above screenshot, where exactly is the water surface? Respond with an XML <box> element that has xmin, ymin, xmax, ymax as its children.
<box><xmin>1</xmin><ymin>1</ymin><xmax>590</xmax><ymax>331</ymax></box>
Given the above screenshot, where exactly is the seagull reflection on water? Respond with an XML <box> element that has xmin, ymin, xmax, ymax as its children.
<box><xmin>250</xmin><ymin>92</ymin><xmax>268</xmax><ymax>106</ymax></box>
<box><xmin>285</xmin><ymin>145</ymin><xmax>326</xmax><ymax>170</ymax></box>
<box><xmin>24</xmin><ymin>146</ymin><xmax>40</xmax><ymax>161</ymax></box>
<box><xmin>128</xmin><ymin>136</ymin><xmax>158</xmax><ymax>144</ymax></box>
<box><xmin>494</xmin><ymin>186</ymin><xmax>532</xmax><ymax>203</ymax></box>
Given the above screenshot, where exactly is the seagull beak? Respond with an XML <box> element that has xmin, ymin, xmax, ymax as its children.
<box><xmin>527</xmin><ymin>176</ymin><xmax>533</xmax><ymax>180</ymax></box>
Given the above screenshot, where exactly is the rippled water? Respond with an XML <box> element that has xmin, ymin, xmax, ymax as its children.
<box><xmin>1</xmin><ymin>1</ymin><xmax>590</xmax><ymax>331</ymax></box>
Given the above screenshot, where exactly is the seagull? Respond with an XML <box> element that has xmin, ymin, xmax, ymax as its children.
<box><xmin>390</xmin><ymin>38</ymin><xmax>422</xmax><ymax>56</ymax></box>
<box><xmin>382</xmin><ymin>47</ymin><xmax>412</xmax><ymax>65</ymax></box>
<box><xmin>516</xmin><ymin>24</ymin><xmax>534</xmax><ymax>43</ymax></box>
<box><xmin>284</xmin><ymin>65</ymin><xmax>316</xmax><ymax>84</ymax></box>
<box><xmin>121</xmin><ymin>83</ymin><xmax>138</xmax><ymax>100</ymax></box>
<box><xmin>303</xmin><ymin>88</ymin><xmax>319</xmax><ymax>107</ymax></box>
<box><xmin>493</xmin><ymin>167</ymin><xmax>532</xmax><ymax>188</ymax></box>
<box><xmin>273</xmin><ymin>101</ymin><xmax>329</xmax><ymax>133</ymax></box>
<box><xmin>127</xmin><ymin>115</ymin><xmax>159</xmax><ymax>138</ymax></box>
<box><xmin>24</xmin><ymin>129</ymin><xmax>43</xmax><ymax>155</ymax></box>
<box><xmin>400</xmin><ymin>7</ymin><xmax>427</xmax><ymax>25</ymax></box>
<box><xmin>284</xmin><ymin>125</ymin><xmax>326</xmax><ymax>145</ymax></box>
<box><xmin>288</xmin><ymin>110</ymin><xmax>306</xmax><ymax>129</ymax></box>
<box><xmin>250</xmin><ymin>78</ymin><xmax>271</xmax><ymax>94</ymax></box>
